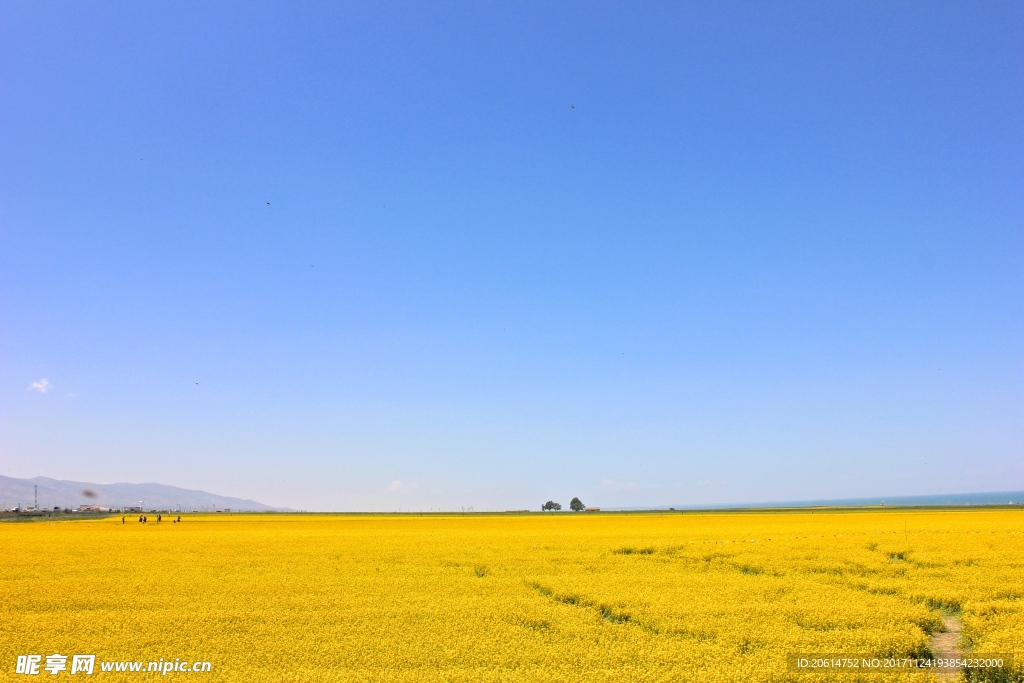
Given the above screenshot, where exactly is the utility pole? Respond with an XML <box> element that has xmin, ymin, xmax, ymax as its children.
<box><xmin>35</xmin><ymin>485</ymin><xmax>38</xmax><ymax>511</ymax></box>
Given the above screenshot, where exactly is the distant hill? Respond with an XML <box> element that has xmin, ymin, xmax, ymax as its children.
<box><xmin>0</xmin><ymin>475</ymin><xmax>282</xmax><ymax>512</ymax></box>
<box><xmin>616</xmin><ymin>490</ymin><xmax>1024</xmax><ymax>512</ymax></box>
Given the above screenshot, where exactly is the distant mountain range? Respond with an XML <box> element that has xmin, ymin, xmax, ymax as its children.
<box><xmin>616</xmin><ymin>490</ymin><xmax>1024</xmax><ymax>511</ymax></box>
<box><xmin>0</xmin><ymin>475</ymin><xmax>282</xmax><ymax>511</ymax></box>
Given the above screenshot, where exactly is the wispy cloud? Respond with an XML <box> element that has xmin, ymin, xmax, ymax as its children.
<box><xmin>66</xmin><ymin>392</ymin><xmax>77</xmax><ymax>399</ymax></box>
<box><xmin>386</xmin><ymin>480</ymin><xmax>416</xmax><ymax>493</ymax></box>
<box><xmin>28</xmin><ymin>379</ymin><xmax>50</xmax><ymax>393</ymax></box>
<box><xmin>598</xmin><ymin>479</ymin><xmax>640</xmax><ymax>493</ymax></box>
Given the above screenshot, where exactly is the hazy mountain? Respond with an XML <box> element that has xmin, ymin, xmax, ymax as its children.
<box><xmin>615</xmin><ymin>490</ymin><xmax>1024</xmax><ymax>511</ymax></box>
<box><xmin>0</xmin><ymin>475</ymin><xmax>282</xmax><ymax>511</ymax></box>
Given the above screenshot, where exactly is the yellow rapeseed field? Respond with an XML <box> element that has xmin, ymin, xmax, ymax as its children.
<box><xmin>2</xmin><ymin>509</ymin><xmax>1022</xmax><ymax>682</ymax></box>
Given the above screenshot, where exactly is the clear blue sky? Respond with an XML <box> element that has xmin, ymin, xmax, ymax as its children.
<box><xmin>2</xmin><ymin>1</ymin><xmax>1021</xmax><ymax>511</ymax></box>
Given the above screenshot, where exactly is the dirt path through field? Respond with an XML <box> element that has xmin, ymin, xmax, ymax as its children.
<box><xmin>930</xmin><ymin>615</ymin><xmax>963</xmax><ymax>682</ymax></box>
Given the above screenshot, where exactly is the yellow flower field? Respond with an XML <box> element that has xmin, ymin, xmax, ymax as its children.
<box><xmin>2</xmin><ymin>509</ymin><xmax>1022</xmax><ymax>682</ymax></box>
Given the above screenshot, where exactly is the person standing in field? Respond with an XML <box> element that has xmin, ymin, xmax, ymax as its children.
<box><xmin>122</xmin><ymin>516</ymin><xmax>125</xmax><ymax>524</ymax></box>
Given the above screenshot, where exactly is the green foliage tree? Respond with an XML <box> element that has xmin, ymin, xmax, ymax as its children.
<box><xmin>569</xmin><ymin>497</ymin><xmax>585</xmax><ymax>511</ymax></box>
<box><xmin>542</xmin><ymin>500</ymin><xmax>562</xmax><ymax>511</ymax></box>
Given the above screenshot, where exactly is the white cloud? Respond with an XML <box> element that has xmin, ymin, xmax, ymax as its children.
<box><xmin>28</xmin><ymin>379</ymin><xmax>50</xmax><ymax>393</ymax></box>
<box><xmin>386</xmin><ymin>480</ymin><xmax>415</xmax><ymax>493</ymax></box>
<box><xmin>598</xmin><ymin>479</ymin><xmax>640</xmax><ymax>493</ymax></box>
<box><xmin>66</xmin><ymin>392</ymin><xmax>77</xmax><ymax>399</ymax></box>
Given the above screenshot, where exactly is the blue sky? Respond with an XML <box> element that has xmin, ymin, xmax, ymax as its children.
<box><xmin>2</xmin><ymin>1</ymin><xmax>1022</xmax><ymax>511</ymax></box>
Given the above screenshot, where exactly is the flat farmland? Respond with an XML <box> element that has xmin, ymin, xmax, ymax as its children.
<box><xmin>2</xmin><ymin>510</ymin><xmax>1022</xmax><ymax>682</ymax></box>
